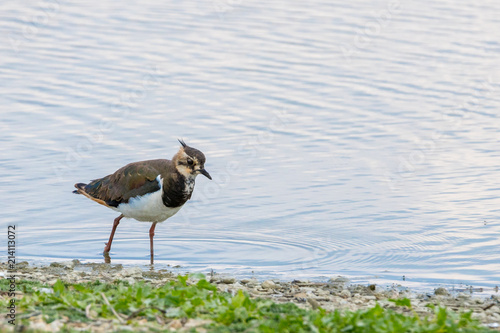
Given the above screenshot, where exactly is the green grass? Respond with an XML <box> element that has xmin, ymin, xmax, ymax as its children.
<box><xmin>3</xmin><ymin>276</ymin><xmax>494</xmax><ymax>332</ymax></box>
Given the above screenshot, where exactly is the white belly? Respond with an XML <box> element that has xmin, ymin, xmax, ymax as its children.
<box><xmin>116</xmin><ymin>187</ymin><xmax>182</xmax><ymax>223</ymax></box>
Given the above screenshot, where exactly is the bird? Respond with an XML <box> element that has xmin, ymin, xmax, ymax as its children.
<box><xmin>73</xmin><ymin>139</ymin><xmax>211</xmax><ymax>263</ymax></box>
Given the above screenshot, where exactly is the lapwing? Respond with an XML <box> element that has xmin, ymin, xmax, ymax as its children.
<box><xmin>73</xmin><ymin>140</ymin><xmax>211</xmax><ymax>263</ymax></box>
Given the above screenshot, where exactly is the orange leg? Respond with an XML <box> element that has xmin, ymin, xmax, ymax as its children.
<box><xmin>149</xmin><ymin>222</ymin><xmax>157</xmax><ymax>264</ymax></box>
<box><xmin>104</xmin><ymin>215</ymin><xmax>123</xmax><ymax>253</ymax></box>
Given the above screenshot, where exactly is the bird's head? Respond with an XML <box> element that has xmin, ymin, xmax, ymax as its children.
<box><xmin>174</xmin><ymin>139</ymin><xmax>212</xmax><ymax>180</ymax></box>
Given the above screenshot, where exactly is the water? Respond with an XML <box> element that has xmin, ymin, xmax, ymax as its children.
<box><xmin>1</xmin><ymin>0</ymin><xmax>500</xmax><ymax>293</ymax></box>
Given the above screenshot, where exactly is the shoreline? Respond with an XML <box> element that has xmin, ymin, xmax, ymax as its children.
<box><xmin>16</xmin><ymin>257</ymin><xmax>500</xmax><ymax>296</ymax></box>
<box><xmin>1</xmin><ymin>260</ymin><xmax>499</xmax><ymax>331</ymax></box>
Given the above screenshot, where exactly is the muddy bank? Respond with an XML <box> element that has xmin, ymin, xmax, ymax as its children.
<box><xmin>2</xmin><ymin>261</ymin><xmax>499</xmax><ymax>330</ymax></box>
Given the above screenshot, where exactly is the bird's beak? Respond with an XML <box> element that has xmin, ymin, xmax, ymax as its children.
<box><xmin>199</xmin><ymin>168</ymin><xmax>212</xmax><ymax>180</ymax></box>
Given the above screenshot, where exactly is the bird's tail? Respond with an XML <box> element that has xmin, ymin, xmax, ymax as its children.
<box><xmin>73</xmin><ymin>182</ymin><xmax>111</xmax><ymax>208</ymax></box>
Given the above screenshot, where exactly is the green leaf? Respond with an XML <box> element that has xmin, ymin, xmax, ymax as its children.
<box><xmin>53</xmin><ymin>280</ymin><xmax>65</xmax><ymax>295</ymax></box>
<box><xmin>178</xmin><ymin>275</ymin><xmax>188</xmax><ymax>286</ymax></box>
<box><xmin>234</xmin><ymin>307</ymin><xmax>249</xmax><ymax>321</ymax></box>
<box><xmin>73</xmin><ymin>284</ymin><xmax>87</xmax><ymax>292</ymax></box>
<box><xmin>388</xmin><ymin>298</ymin><xmax>412</xmax><ymax>308</ymax></box>
<box><xmin>197</xmin><ymin>279</ymin><xmax>216</xmax><ymax>292</ymax></box>
<box><xmin>189</xmin><ymin>272</ymin><xmax>206</xmax><ymax>280</ymax></box>
<box><xmin>136</xmin><ymin>286</ymin><xmax>143</xmax><ymax>302</ymax></box>
<box><xmin>231</xmin><ymin>290</ymin><xmax>247</xmax><ymax>308</ymax></box>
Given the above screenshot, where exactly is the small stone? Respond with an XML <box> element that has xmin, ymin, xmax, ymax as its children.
<box><xmin>294</xmin><ymin>292</ymin><xmax>308</xmax><ymax>299</ymax></box>
<box><xmin>261</xmin><ymin>280</ymin><xmax>276</xmax><ymax>289</ymax></box>
<box><xmin>125</xmin><ymin>277</ymin><xmax>136</xmax><ymax>284</ymax></box>
<box><xmin>61</xmin><ymin>261</ymin><xmax>76</xmax><ymax>269</ymax></box>
<box><xmin>240</xmin><ymin>278</ymin><xmax>251</xmax><ymax>285</ymax></box>
<box><xmin>307</xmin><ymin>298</ymin><xmax>320</xmax><ymax>310</ymax></box>
<box><xmin>340</xmin><ymin>290</ymin><xmax>351</xmax><ymax>299</ymax></box>
<box><xmin>17</xmin><ymin>261</ymin><xmax>29</xmax><ymax>269</ymax></box>
<box><xmin>486</xmin><ymin>305</ymin><xmax>500</xmax><ymax>314</ymax></box>
<box><xmin>315</xmin><ymin>289</ymin><xmax>330</xmax><ymax>296</ymax></box>
<box><xmin>49</xmin><ymin>262</ymin><xmax>67</xmax><ymax>269</ymax></box>
<box><xmin>184</xmin><ymin>318</ymin><xmax>212</xmax><ymax>329</ymax></box>
<box><xmin>434</xmin><ymin>287</ymin><xmax>450</xmax><ymax>296</ymax></box>
<box><xmin>471</xmin><ymin>312</ymin><xmax>487</xmax><ymax>320</ymax></box>
<box><xmin>329</xmin><ymin>276</ymin><xmax>349</xmax><ymax>285</ymax></box>
<box><xmin>363</xmin><ymin>295</ymin><xmax>377</xmax><ymax>301</ymax></box>
<box><xmin>220</xmin><ymin>277</ymin><xmax>236</xmax><ymax>284</ymax></box>
<box><xmin>368</xmin><ymin>284</ymin><xmax>376</xmax><ymax>291</ymax></box>
<box><xmin>120</xmin><ymin>267</ymin><xmax>142</xmax><ymax>278</ymax></box>
<box><xmin>472</xmin><ymin>297</ymin><xmax>484</xmax><ymax>304</ymax></box>
<box><xmin>167</xmin><ymin>319</ymin><xmax>183</xmax><ymax>329</ymax></box>
<box><xmin>39</xmin><ymin>288</ymin><xmax>53</xmax><ymax>294</ymax></box>
<box><xmin>50</xmin><ymin>319</ymin><xmax>64</xmax><ymax>332</ymax></box>
<box><xmin>246</xmin><ymin>279</ymin><xmax>259</xmax><ymax>287</ymax></box>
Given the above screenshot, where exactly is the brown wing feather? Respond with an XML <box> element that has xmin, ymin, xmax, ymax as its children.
<box><xmin>74</xmin><ymin>159</ymin><xmax>173</xmax><ymax>207</ymax></box>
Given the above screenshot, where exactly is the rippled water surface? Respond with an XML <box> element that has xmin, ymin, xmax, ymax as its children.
<box><xmin>1</xmin><ymin>0</ymin><xmax>500</xmax><ymax>292</ymax></box>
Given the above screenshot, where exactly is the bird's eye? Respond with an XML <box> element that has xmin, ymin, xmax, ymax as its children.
<box><xmin>187</xmin><ymin>158</ymin><xmax>194</xmax><ymax>166</ymax></box>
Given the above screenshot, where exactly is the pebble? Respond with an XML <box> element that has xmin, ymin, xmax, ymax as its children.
<box><xmin>434</xmin><ymin>287</ymin><xmax>450</xmax><ymax>296</ymax></box>
<box><xmin>240</xmin><ymin>278</ymin><xmax>251</xmax><ymax>285</ymax></box>
<box><xmin>307</xmin><ymin>298</ymin><xmax>320</xmax><ymax>310</ymax></box>
<box><xmin>2</xmin><ymin>260</ymin><xmax>499</xmax><ymax>331</ymax></box>
<box><xmin>184</xmin><ymin>319</ymin><xmax>213</xmax><ymax>329</ymax></box>
<box><xmin>246</xmin><ymin>279</ymin><xmax>259</xmax><ymax>287</ymax></box>
<box><xmin>329</xmin><ymin>276</ymin><xmax>350</xmax><ymax>284</ymax></box>
<box><xmin>220</xmin><ymin>277</ymin><xmax>236</xmax><ymax>284</ymax></box>
<box><xmin>261</xmin><ymin>280</ymin><xmax>276</xmax><ymax>289</ymax></box>
<box><xmin>472</xmin><ymin>312</ymin><xmax>487</xmax><ymax>320</ymax></box>
<box><xmin>167</xmin><ymin>319</ymin><xmax>183</xmax><ymax>330</ymax></box>
<box><xmin>17</xmin><ymin>261</ymin><xmax>30</xmax><ymax>269</ymax></box>
<box><xmin>294</xmin><ymin>292</ymin><xmax>308</xmax><ymax>299</ymax></box>
<box><xmin>490</xmin><ymin>312</ymin><xmax>500</xmax><ymax>321</ymax></box>
<box><xmin>486</xmin><ymin>305</ymin><xmax>500</xmax><ymax>314</ymax></box>
<box><xmin>39</xmin><ymin>288</ymin><xmax>53</xmax><ymax>294</ymax></box>
<box><xmin>471</xmin><ymin>297</ymin><xmax>483</xmax><ymax>304</ymax></box>
<box><xmin>120</xmin><ymin>267</ymin><xmax>142</xmax><ymax>278</ymax></box>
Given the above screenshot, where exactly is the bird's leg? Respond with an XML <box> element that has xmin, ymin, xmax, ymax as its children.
<box><xmin>104</xmin><ymin>214</ymin><xmax>123</xmax><ymax>253</ymax></box>
<box><xmin>149</xmin><ymin>222</ymin><xmax>157</xmax><ymax>265</ymax></box>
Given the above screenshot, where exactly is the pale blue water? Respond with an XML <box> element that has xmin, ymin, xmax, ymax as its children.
<box><xmin>1</xmin><ymin>0</ymin><xmax>500</xmax><ymax>293</ymax></box>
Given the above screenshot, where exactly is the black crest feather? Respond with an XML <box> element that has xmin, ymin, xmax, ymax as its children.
<box><xmin>178</xmin><ymin>139</ymin><xmax>187</xmax><ymax>148</ymax></box>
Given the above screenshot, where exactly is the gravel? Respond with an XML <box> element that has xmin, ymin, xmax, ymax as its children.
<box><xmin>2</xmin><ymin>261</ymin><xmax>499</xmax><ymax>330</ymax></box>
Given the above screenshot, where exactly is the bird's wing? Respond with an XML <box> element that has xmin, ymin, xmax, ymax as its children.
<box><xmin>79</xmin><ymin>159</ymin><xmax>170</xmax><ymax>207</ymax></box>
